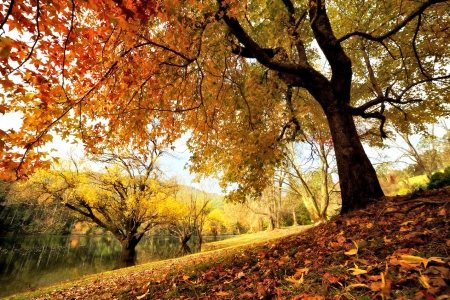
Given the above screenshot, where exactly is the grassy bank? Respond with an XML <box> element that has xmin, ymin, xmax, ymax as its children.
<box><xmin>4</xmin><ymin>226</ymin><xmax>313</xmax><ymax>300</ymax></box>
<box><xmin>5</xmin><ymin>188</ymin><xmax>450</xmax><ymax>299</ymax></box>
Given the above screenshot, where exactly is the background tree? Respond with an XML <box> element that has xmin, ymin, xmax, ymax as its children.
<box><xmin>164</xmin><ymin>187</ymin><xmax>212</xmax><ymax>248</ymax></box>
<box><xmin>23</xmin><ymin>143</ymin><xmax>173</xmax><ymax>267</ymax></box>
<box><xmin>1</xmin><ymin>0</ymin><xmax>449</xmax><ymax>214</ymax></box>
<box><xmin>280</xmin><ymin>94</ymin><xmax>339</xmax><ymax>221</ymax></box>
<box><xmin>204</xmin><ymin>208</ymin><xmax>227</xmax><ymax>240</ymax></box>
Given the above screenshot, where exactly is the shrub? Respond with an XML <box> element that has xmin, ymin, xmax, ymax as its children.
<box><xmin>427</xmin><ymin>167</ymin><xmax>450</xmax><ymax>190</ymax></box>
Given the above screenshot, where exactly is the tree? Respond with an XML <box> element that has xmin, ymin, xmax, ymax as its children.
<box><xmin>164</xmin><ymin>187</ymin><xmax>212</xmax><ymax>246</ymax></box>
<box><xmin>1</xmin><ymin>0</ymin><xmax>449</xmax><ymax>213</ymax></box>
<box><xmin>23</xmin><ymin>144</ymin><xmax>173</xmax><ymax>267</ymax></box>
<box><xmin>204</xmin><ymin>208</ymin><xmax>227</xmax><ymax>240</ymax></box>
<box><xmin>284</xmin><ymin>140</ymin><xmax>337</xmax><ymax>222</ymax></box>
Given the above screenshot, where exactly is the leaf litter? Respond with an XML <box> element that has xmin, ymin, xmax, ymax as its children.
<box><xmin>22</xmin><ymin>187</ymin><xmax>450</xmax><ymax>299</ymax></box>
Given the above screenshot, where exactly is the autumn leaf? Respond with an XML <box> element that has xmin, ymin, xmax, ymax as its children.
<box><xmin>345</xmin><ymin>283</ymin><xmax>369</xmax><ymax>290</ymax></box>
<box><xmin>383</xmin><ymin>236</ymin><xmax>392</xmax><ymax>243</ymax></box>
<box><xmin>418</xmin><ymin>274</ymin><xmax>431</xmax><ymax>289</ymax></box>
<box><xmin>215</xmin><ymin>291</ymin><xmax>230</xmax><ymax>296</ymax></box>
<box><xmin>348</xmin><ymin>264</ymin><xmax>368</xmax><ymax>275</ymax></box>
<box><xmin>294</xmin><ymin>268</ymin><xmax>310</xmax><ymax>277</ymax></box>
<box><xmin>399</xmin><ymin>255</ymin><xmax>429</xmax><ymax>268</ymax></box>
<box><xmin>288</xmin><ymin>273</ymin><xmax>304</xmax><ymax>285</ymax></box>
<box><xmin>344</xmin><ymin>240</ymin><xmax>359</xmax><ymax>256</ymax></box>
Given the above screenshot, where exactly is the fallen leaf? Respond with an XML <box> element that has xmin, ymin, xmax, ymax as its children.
<box><xmin>427</xmin><ymin>266</ymin><xmax>450</xmax><ymax>279</ymax></box>
<box><xmin>294</xmin><ymin>268</ymin><xmax>310</xmax><ymax>277</ymax></box>
<box><xmin>216</xmin><ymin>291</ymin><xmax>230</xmax><ymax>296</ymax></box>
<box><xmin>346</xmin><ymin>283</ymin><xmax>369</xmax><ymax>290</ymax></box>
<box><xmin>348</xmin><ymin>267</ymin><xmax>368</xmax><ymax>275</ymax></box>
<box><xmin>369</xmin><ymin>281</ymin><xmax>382</xmax><ymax>291</ymax></box>
<box><xmin>136</xmin><ymin>292</ymin><xmax>148</xmax><ymax>299</ymax></box>
<box><xmin>257</xmin><ymin>283</ymin><xmax>267</xmax><ymax>298</ymax></box>
<box><xmin>344</xmin><ymin>240</ymin><xmax>359</xmax><ymax>256</ymax></box>
<box><xmin>401</xmin><ymin>221</ymin><xmax>414</xmax><ymax>226</ymax></box>
<box><xmin>429</xmin><ymin>277</ymin><xmax>447</xmax><ymax>287</ymax></box>
<box><xmin>399</xmin><ymin>255</ymin><xmax>429</xmax><ymax>268</ymax></box>
<box><xmin>419</xmin><ymin>274</ymin><xmax>431</xmax><ymax>289</ymax></box>
<box><xmin>383</xmin><ymin>235</ymin><xmax>392</xmax><ymax>243</ymax></box>
<box><xmin>286</xmin><ymin>273</ymin><xmax>304</xmax><ymax>285</ymax></box>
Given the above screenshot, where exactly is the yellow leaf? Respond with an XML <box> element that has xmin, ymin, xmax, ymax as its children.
<box><xmin>383</xmin><ymin>236</ymin><xmax>392</xmax><ymax>243</ymax></box>
<box><xmin>345</xmin><ymin>248</ymin><xmax>358</xmax><ymax>255</ymax></box>
<box><xmin>346</xmin><ymin>283</ymin><xmax>369</xmax><ymax>290</ymax></box>
<box><xmin>183</xmin><ymin>275</ymin><xmax>190</xmax><ymax>281</ymax></box>
<box><xmin>348</xmin><ymin>264</ymin><xmax>368</xmax><ymax>275</ymax></box>
<box><xmin>285</xmin><ymin>273</ymin><xmax>304</xmax><ymax>285</ymax></box>
<box><xmin>25</xmin><ymin>92</ymin><xmax>35</xmax><ymax>101</ymax></box>
<box><xmin>366</xmin><ymin>222</ymin><xmax>373</xmax><ymax>228</ymax></box>
<box><xmin>344</xmin><ymin>240</ymin><xmax>359</xmax><ymax>256</ymax></box>
<box><xmin>419</xmin><ymin>274</ymin><xmax>431</xmax><ymax>289</ymax></box>
<box><xmin>399</xmin><ymin>255</ymin><xmax>428</xmax><ymax>268</ymax></box>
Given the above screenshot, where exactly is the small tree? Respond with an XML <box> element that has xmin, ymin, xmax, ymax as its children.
<box><xmin>205</xmin><ymin>209</ymin><xmax>227</xmax><ymax>240</ymax></box>
<box><xmin>165</xmin><ymin>188</ymin><xmax>212</xmax><ymax>247</ymax></box>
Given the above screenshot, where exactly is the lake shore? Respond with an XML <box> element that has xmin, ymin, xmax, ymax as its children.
<box><xmin>3</xmin><ymin>225</ymin><xmax>313</xmax><ymax>300</ymax></box>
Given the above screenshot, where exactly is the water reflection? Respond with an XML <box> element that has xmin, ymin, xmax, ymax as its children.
<box><xmin>0</xmin><ymin>235</ymin><xmax>231</xmax><ymax>298</ymax></box>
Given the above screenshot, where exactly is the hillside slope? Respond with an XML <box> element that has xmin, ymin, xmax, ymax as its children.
<box><xmin>8</xmin><ymin>188</ymin><xmax>450</xmax><ymax>300</ymax></box>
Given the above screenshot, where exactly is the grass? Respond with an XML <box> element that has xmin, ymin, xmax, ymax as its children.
<box><xmin>200</xmin><ymin>225</ymin><xmax>314</xmax><ymax>251</ymax></box>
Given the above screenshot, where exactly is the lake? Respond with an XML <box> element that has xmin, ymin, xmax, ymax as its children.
<box><xmin>0</xmin><ymin>234</ymin><xmax>232</xmax><ymax>298</ymax></box>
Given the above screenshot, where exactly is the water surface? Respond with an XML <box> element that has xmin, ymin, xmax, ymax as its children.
<box><xmin>0</xmin><ymin>234</ymin><xmax>230</xmax><ymax>297</ymax></box>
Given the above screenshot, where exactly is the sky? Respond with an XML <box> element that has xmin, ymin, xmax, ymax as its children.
<box><xmin>0</xmin><ymin>111</ymin><xmax>223</xmax><ymax>194</ymax></box>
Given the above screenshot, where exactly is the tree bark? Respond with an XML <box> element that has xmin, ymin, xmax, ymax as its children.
<box><xmin>324</xmin><ymin>108</ymin><xmax>384</xmax><ymax>214</ymax></box>
<box><xmin>179</xmin><ymin>233</ymin><xmax>192</xmax><ymax>245</ymax></box>
<box><xmin>117</xmin><ymin>234</ymin><xmax>142</xmax><ymax>268</ymax></box>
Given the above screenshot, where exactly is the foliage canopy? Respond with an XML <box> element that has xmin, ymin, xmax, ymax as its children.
<box><xmin>1</xmin><ymin>0</ymin><xmax>449</xmax><ymax>212</ymax></box>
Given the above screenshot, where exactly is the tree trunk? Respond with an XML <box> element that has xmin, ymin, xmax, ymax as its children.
<box><xmin>118</xmin><ymin>236</ymin><xmax>139</xmax><ymax>268</ymax></box>
<box><xmin>178</xmin><ymin>243</ymin><xmax>192</xmax><ymax>255</ymax></box>
<box><xmin>325</xmin><ymin>109</ymin><xmax>384</xmax><ymax>213</ymax></box>
<box><xmin>179</xmin><ymin>233</ymin><xmax>192</xmax><ymax>245</ymax></box>
<box><xmin>292</xmin><ymin>208</ymin><xmax>298</xmax><ymax>226</ymax></box>
<box><xmin>302</xmin><ymin>194</ymin><xmax>326</xmax><ymax>222</ymax></box>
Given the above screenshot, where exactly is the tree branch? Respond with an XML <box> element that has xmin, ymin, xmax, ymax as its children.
<box><xmin>412</xmin><ymin>14</ymin><xmax>430</xmax><ymax>79</ymax></box>
<box><xmin>216</xmin><ymin>0</ymin><xmax>315</xmax><ymax>77</ymax></box>
<box><xmin>337</xmin><ymin>0</ymin><xmax>448</xmax><ymax>43</ymax></box>
<box><xmin>0</xmin><ymin>0</ymin><xmax>14</xmax><ymax>31</ymax></box>
<box><xmin>308</xmin><ymin>0</ymin><xmax>352</xmax><ymax>102</ymax></box>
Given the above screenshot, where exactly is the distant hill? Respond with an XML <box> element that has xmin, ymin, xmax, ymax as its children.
<box><xmin>176</xmin><ymin>185</ymin><xmax>225</xmax><ymax>210</ymax></box>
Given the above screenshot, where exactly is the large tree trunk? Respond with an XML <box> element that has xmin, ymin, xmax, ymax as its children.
<box><xmin>118</xmin><ymin>236</ymin><xmax>140</xmax><ymax>268</ymax></box>
<box><xmin>325</xmin><ymin>109</ymin><xmax>384</xmax><ymax>214</ymax></box>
